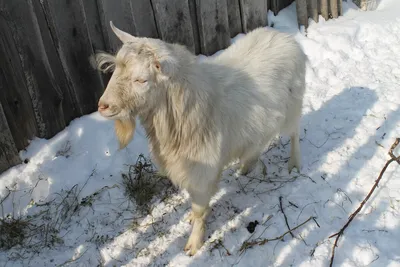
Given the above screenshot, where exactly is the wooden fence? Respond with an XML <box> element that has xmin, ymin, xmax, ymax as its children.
<box><xmin>0</xmin><ymin>0</ymin><xmax>344</xmax><ymax>173</ymax></box>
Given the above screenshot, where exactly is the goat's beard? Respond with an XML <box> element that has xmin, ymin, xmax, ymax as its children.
<box><xmin>114</xmin><ymin>117</ymin><xmax>136</xmax><ymax>149</ymax></box>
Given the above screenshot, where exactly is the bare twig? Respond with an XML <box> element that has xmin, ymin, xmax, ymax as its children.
<box><xmin>288</xmin><ymin>201</ymin><xmax>299</xmax><ymax>209</ymax></box>
<box><xmin>279</xmin><ymin>196</ymin><xmax>294</xmax><ymax>238</ymax></box>
<box><xmin>0</xmin><ymin>189</ymin><xmax>11</xmax><ymax>206</ymax></box>
<box><xmin>0</xmin><ymin>188</ymin><xmax>12</xmax><ymax>218</ymax></box>
<box><xmin>312</xmin><ymin>217</ymin><xmax>320</xmax><ymax>228</ymax></box>
<box><xmin>239</xmin><ymin>216</ymin><xmax>314</xmax><ymax>254</ymax></box>
<box><xmin>209</xmin><ymin>239</ymin><xmax>231</xmax><ymax>256</ymax></box>
<box><xmin>329</xmin><ymin>138</ymin><xmax>400</xmax><ymax>267</ymax></box>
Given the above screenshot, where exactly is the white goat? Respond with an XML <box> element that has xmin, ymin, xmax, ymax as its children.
<box><xmin>93</xmin><ymin>21</ymin><xmax>307</xmax><ymax>255</ymax></box>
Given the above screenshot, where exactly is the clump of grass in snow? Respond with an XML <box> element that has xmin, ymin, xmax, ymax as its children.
<box><xmin>0</xmin><ymin>169</ymin><xmax>97</xmax><ymax>253</ymax></box>
<box><xmin>0</xmin><ymin>217</ymin><xmax>30</xmax><ymax>250</ymax></box>
<box><xmin>122</xmin><ymin>154</ymin><xmax>176</xmax><ymax>214</ymax></box>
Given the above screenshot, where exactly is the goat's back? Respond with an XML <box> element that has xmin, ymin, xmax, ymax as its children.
<box><xmin>199</xmin><ymin>27</ymin><xmax>307</xmax><ymax>163</ymax></box>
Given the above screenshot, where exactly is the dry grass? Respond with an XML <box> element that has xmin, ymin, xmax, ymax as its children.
<box><xmin>121</xmin><ymin>154</ymin><xmax>176</xmax><ymax>214</ymax></box>
<box><xmin>0</xmin><ymin>217</ymin><xmax>30</xmax><ymax>250</ymax></box>
<box><xmin>0</xmin><ymin>154</ymin><xmax>177</xmax><ymax>262</ymax></box>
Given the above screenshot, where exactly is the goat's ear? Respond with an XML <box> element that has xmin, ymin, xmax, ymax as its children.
<box><xmin>110</xmin><ymin>21</ymin><xmax>137</xmax><ymax>44</ymax></box>
<box><xmin>115</xmin><ymin>118</ymin><xmax>136</xmax><ymax>150</ymax></box>
<box><xmin>154</xmin><ymin>56</ymin><xmax>178</xmax><ymax>78</ymax></box>
<box><xmin>89</xmin><ymin>51</ymin><xmax>115</xmax><ymax>73</ymax></box>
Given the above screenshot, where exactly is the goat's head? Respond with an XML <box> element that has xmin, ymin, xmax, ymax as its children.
<box><xmin>91</xmin><ymin>22</ymin><xmax>182</xmax><ymax>149</ymax></box>
<box><xmin>92</xmin><ymin>21</ymin><xmax>179</xmax><ymax>121</ymax></box>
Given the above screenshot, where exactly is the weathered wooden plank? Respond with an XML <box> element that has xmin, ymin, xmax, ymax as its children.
<box><xmin>308</xmin><ymin>0</ymin><xmax>319</xmax><ymax>22</ymax></box>
<box><xmin>338</xmin><ymin>0</ymin><xmax>343</xmax><ymax>16</ymax></box>
<box><xmin>239</xmin><ymin>0</ymin><xmax>268</xmax><ymax>33</ymax></box>
<box><xmin>82</xmin><ymin>0</ymin><xmax>106</xmax><ymax>52</ymax></box>
<box><xmin>81</xmin><ymin>0</ymin><xmax>108</xmax><ymax>90</ymax></box>
<box><xmin>319</xmin><ymin>0</ymin><xmax>329</xmax><ymax>20</ymax></box>
<box><xmin>226</xmin><ymin>0</ymin><xmax>243</xmax><ymax>37</ymax></box>
<box><xmin>330</xmin><ymin>0</ymin><xmax>339</xmax><ymax>18</ymax></box>
<box><xmin>0</xmin><ymin>15</ymin><xmax>38</xmax><ymax>151</ymax></box>
<box><xmin>41</xmin><ymin>0</ymin><xmax>104</xmax><ymax>115</ymax></box>
<box><xmin>0</xmin><ymin>103</ymin><xmax>21</xmax><ymax>173</ymax></box>
<box><xmin>97</xmin><ymin>0</ymin><xmax>137</xmax><ymax>52</ymax></box>
<box><xmin>32</xmin><ymin>0</ymin><xmax>81</xmax><ymax>124</ymax></box>
<box><xmin>1</xmin><ymin>0</ymin><xmax>66</xmax><ymax>139</ymax></box>
<box><xmin>270</xmin><ymin>0</ymin><xmax>294</xmax><ymax>15</ymax></box>
<box><xmin>296</xmin><ymin>0</ymin><xmax>308</xmax><ymax>28</ymax></box>
<box><xmin>188</xmin><ymin>0</ymin><xmax>201</xmax><ymax>54</ymax></box>
<box><xmin>195</xmin><ymin>0</ymin><xmax>231</xmax><ymax>56</ymax></box>
<box><xmin>151</xmin><ymin>0</ymin><xmax>196</xmax><ymax>53</ymax></box>
<box><xmin>130</xmin><ymin>0</ymin><xmax>159</xmax><ymax>38</ymax></box>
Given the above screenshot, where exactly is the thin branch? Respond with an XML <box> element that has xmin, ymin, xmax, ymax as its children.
<box><xmin>312</xmin><ymin>217</ymin><xmax>320</xmax><ymax>228</ymax></box>
<box><xmin>279</xmin><ymin>196</ymin><xmax>294</xmax><ymax>238</ymax></box>
<box><xmin>0</xmin><ymin>189</ymin><xmax>12</xmax><ymax>218</ymax></box>
<box><xmin>329</xmin><ymin>138</ymin><xmax>400</xmax><ymax>267</ymax></box>
<box><xmin>239</xmin><ymin>216</ymin><xmax>314</xmax><ymax>254</ymax></box>
<box><xmin>288</xmin><ymin>201</ymin><xmax>299</xmax><ymax>209</ymax></box>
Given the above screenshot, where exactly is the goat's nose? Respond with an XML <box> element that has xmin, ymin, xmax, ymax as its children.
<box><xmin>98</xmin><ymin>101</ymin><xmax>109</xmax><ymax>111</ymax></box>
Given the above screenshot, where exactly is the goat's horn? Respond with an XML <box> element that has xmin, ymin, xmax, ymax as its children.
<box><xmin>110</xmin><ymin>21</ymin><xmax>136</xmax><ymax>44</ymax></box>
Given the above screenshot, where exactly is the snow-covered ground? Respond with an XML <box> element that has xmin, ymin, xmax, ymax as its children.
<box><xmin>1</xmin><ymin>1</ymin><xmax>400</xmax><ymax>266</ymax></box>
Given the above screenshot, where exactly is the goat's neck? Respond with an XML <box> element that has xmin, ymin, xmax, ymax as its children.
<box><xmin>139</xmin><ymin>68</ymin><xmax>216</xmax><ymax>157</ymax></box>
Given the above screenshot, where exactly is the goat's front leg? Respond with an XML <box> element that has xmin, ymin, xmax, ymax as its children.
<box><xmin>184</xmin><ymin>201</ymin><xmax>210</xmax><ymax>256</ymax></box>
<box><xmin>184</xmin><ymin>178</ymin><xmax>218</xmax><ymax>256</ymax></box>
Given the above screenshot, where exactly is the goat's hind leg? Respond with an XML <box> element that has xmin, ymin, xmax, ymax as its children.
<box><xmin>236</xmin><ymin>146</ymin><xmax>261</xmax><ymax>175</ymax></box>
<box><xmin>238</xmin><ymin>140</ymin><xmax>272</xmax><ymax>176</ymax></box>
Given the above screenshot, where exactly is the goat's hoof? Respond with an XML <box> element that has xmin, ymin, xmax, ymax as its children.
<box><xmin>184</xmin><ymin>211</ymin><xmax>195</xmax><ymax>225</ymax></box>
<box><xmin>236</xmin><ymin>167</ymin><xmax>250</xmax><ymax>176</ymax></box>
<box><xmin>288</xmin><ymin>161</ymin><xmax>300</xmax><ymax>174</ymax></box>
<box><xmin>184</xmin><ymin>236</ymin><xmax>203</xmax><ymax>256</ymax></box>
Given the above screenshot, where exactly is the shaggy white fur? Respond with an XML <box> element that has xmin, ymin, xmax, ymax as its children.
<box><xmin>93</xmin><ymin>21</ymin><xmax>307</xmax><ymax>255</ymax></box>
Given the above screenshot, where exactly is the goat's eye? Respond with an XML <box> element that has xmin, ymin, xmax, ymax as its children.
<box><xmin>135</xmin><ymin>79</ymin><xmax>147</xmax><ymax>84</ymax></box>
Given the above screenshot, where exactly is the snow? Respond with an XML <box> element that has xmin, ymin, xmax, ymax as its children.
<box><xmin>1</xmin><ymin>1</ymin><xmax>400</xmax><ymax>266</ymax></box>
